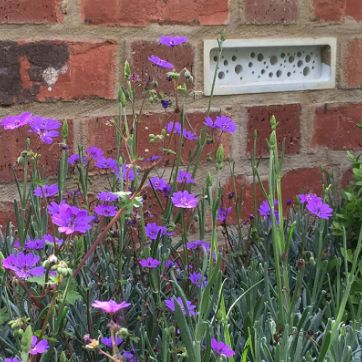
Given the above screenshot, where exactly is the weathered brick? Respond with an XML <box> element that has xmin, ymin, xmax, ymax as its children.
<box><xmin>80</xmin><ymin>0</ymin><xmax>229</xmax><ymax>26</ymax></box>
<box><xmin>312</xmin><ymin>103</ymin><xmax>362</xmax><ymax>150</ymax></box>
<box><xmin>313</xmin><ymin>0</ymin><xmax>345</xmax><ymax>22</ymax></box>
<box><xmin>130</xmin><ymin>41</ymin><xmax>194</xmax><ymax>94</ymax></box>
<box><xmin>81</xmin><ymin>112</ymin><xmax>231</xmax><ymax>166</ymax></box>
<box><xmin>346</xmin><ymin>0</ymin><xmax>362</xmax><ymax>21</ymax></box>
<box><xmin>244</xmin><ymin>0</ymin><xmax>298</xmax><ymax>24</ymax></box>
<box><xmin>0</xmin><ymin>40</ymin><xmax>116</xmax><ymax>105</ymax></box>
<box><xmin>341</xmin><ymin>167</ymin><xmax>353</xmax><ymax>188</ymax></box>
<box><xmin>0</xmin><ymin>201</ymin><xmax>15</xmax><ymax>228</ymax></box>
<box><xmin>246</xmin><ymin>104</ymin><xmax>301</xmax><ymax>157</ymax></box>
<box><xmin>0</xmin><ymin>119</ymin><xmax>74</xmax><ymax>183</ymax></box>
<box><xmin>222</xmin><ymin>167</ymin><xmax>323</xmax><ymax>223</ymax></box>
<box><xmin>0</xmin><ymin>0</ymin><xmax>63</xmax><ymax>24</ymax></box>
<box><xmin>344</xmin><ymin>39</ymin><xmax>362</xmax><ymax>88</ymax></box>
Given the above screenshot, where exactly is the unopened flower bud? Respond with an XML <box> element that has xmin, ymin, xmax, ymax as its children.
<box><xmin>85</xmin><ymin>339</ymin><xmax>99</xmax><ymax>350</ymax></box>
<box><xmin>119</xmin><ymin>327</ymin><xmax>129</xmax><ymax>339</ymax></box>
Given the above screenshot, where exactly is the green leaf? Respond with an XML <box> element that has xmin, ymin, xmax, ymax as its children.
<box><xmin>0</xmin><ymin>307</ymin><xmax>10</xmax><ymax>325</ymax></box>
<box><xmin>20</xmin><ymin>325</ymin><xmax>33</xmax><ymax>361</ymax></box>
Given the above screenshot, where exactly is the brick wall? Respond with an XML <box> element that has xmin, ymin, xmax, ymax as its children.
<box><xmin>1</xmin><ymin>0</ymin><xmax>362</xmax><ymax>225</ymax></box>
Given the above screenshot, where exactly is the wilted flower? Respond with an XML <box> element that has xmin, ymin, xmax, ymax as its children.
<box><xmin>1</xmin><ymin>112</ymin><xmax>32</xmax><ymax>130</ymax></box>
<box><xmin>139</xmin><ymin>257</ymin><xmax>161</xmax><ymax>269</ymax></box>
<box><xmin>100</xmin><ymin>336</ymin><xmax>123</xmax><ymax>348</ymax></box>
<box><xmin>148</xmin><ymin>55</ymin><xmax>174</xmax><ymax>69</ymax></box>
<box><xmin>94</xmin><ymin>204</ymin><xmax>117</xmax><ymax>217</ymax></box>
<box><xmin>145</xmin><ymin>222</ymin><xmax>168</xmax><ymax>240</ymax></box>
<box><xmin>48</xmin><ymin>201</ymin><xmax>94</xmax><ymax>235</ymax></box>
<box><xmin>164</xmin><ymin>297</ymin><xmax>197</xmax><ymax>316</ymax></box>
<box><xmin>97</xmin><ymin>191</ymin><xmax>118</xmax><ymax>202</ymax></box>
<box><xmin>2</xmin><ymin>252</ymin><xmax>45</xmax><ymax>279</ymax></box>
<box><xmin>29</xmin><ymin>336</ymin><xmax>49</xmax><ymax>355</ymax></box>
<box><xmin>33</xmin><ymin>183</ymin><xmax>58</xmax><ymax>198</ymax></box>
<box><xmin>189</xmin><ymin>272</ymin><xmax>207</xmax><ymax>288</ymax></box>
<box><xmin>28</xmin><ymin>116</ymin><xmax>61</xmax><ymax>144</ymax></box>
<box><xmin>171</xmin><ymin>190</ymin><xmax>198</xmax><ymax>209</ymax></box>
<box><xmin>211</xmin><ymin>338</ymin><xmax>235</xmax><ymax>358</ymax></box>
<box><xmin>92</xmin><ymin>299</ymin><xmax>131</xmax><ymax>314</ymax></box>
<box><xmin>306</xmin><ymin>198</ymin><xmax>333</xmax><ymax>220</ymax></box>
<box><xmin>160</xmin><ymin>35</ymin><xmax>188</xmax><ymax>47</ymax></box>
<box><xmin>177</xmin><ymin>170</ymin><xmax>195</xmax><ymax>184</ymax></box>
<box><xmin>217</xmin><ymin>207</ymin><xmax>232</xmax><ymax>222</ymax></box>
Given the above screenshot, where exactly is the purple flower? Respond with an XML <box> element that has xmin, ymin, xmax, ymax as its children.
<box><xmin>217</xmin><ymin>207</ymin><xmax>232</xmax><ymax>223</ymax></box>
<box><xmin>164</xmin><ymin>297</ymin><xmax>197</xmax><ymax>316</ymax></box>
<box><xmin>148</xmin><ymin>55</ymin><xmax>174</xmax><ymax>69</ymax></box>
<box><xmin>92</xmin><ymin>299</ymin><xmax>131</xmax><ymax>314</ymax></box>
<box><xmin>29</xmin><ymin>336</ymin><xmax>49</xmax><ymax>355</ymax></box>
<box><xmin>259</xmin><ymin>200</ymin><xmax>279</xmax><ymax>222</ymax></box>
<box><xmin>97</xmin><ymin>191</ymin><xmax>118</xmax><ymax>202</ymax></box>
<box><xmin>139</xmin><ymin>257</ymin><xmax>161</xmax><ymax>269</ymax></box>
<box><xmin>100</xmin><ymin>336</ymin><xmax>123</xmax><ymax>348</ymax></box>
<box><xmin>86</xmin><ymin>146</ymin><xmax>104</xmax><ymax>161</ymax></box>
<box><xmin>1</xmin><ymin>112</ymin><xmax>32</xmax><ymax>130</ymax></box>
<box><xmin>171</xmin><ymin>191</ymin><xmax>198</xmax><ymax>209</ymax></box>
<box><xmin>143</xmin><ymin>155</ymin><xmax>161</xmax><ymax>162</ymax></box>
<box><xmin>161</xmin><ymin>99</ymin><xmax>171</xmax><ymax>109</ymax></box>
<box><xmin>67</xmin><ymin>154</ymin><xmax>84</xmax><ymax>166</ymax></box>
<box><xmin>94</xmin><ymin>204</ymin><xmax>117</xmax><ymax>217</ymax></box>
<box><xmin>160</xmin><ymin>35</ymin><xmax>188</xmax><ymax>47</ymax></box>
<box><xmin>25</xmin><ymin>238</ymin><xmax>45</xmax><ymax>250</ymax></box>
<box><xmin>298</xmin><ymin>193</ymin><xmax>322</xmax><ymax>204</ymax></box>
<box><xmin>203</xmin><ymin>116</ymin><xmax>215</xmax><ymax>128</ymax></box>
<box><xmin>182</xmin><ymin>129</ymin><xmax>198</xmax><ymax>141</ymax></box>
<box><xmin>204</xmin><ymin>115</ymin><xmax>237</xmax><ymax>134</ymax></box>
<box><xmin>95</xmin><ymin>157</ymin><xmax>118</xmax><ymax>171</ymax></box>
<box><xmin>149</xmin><ymin>176</ymin><xmax>169</xmax><ymax>191</ymax></box>
<box><xmin>145</xmin><ymin>222</ymin><xmax>168</xmax><ymax>240</ymax></box>
<box><xmin>177</xmin><ymin>170</ymin><xmax>195</xmax><ymax>184</ymax></box>
<box><xmin>189</xmin><ymin>272</ymin><xmax>207</xmax><ymax>288</ymax></box>
<box><xmin>48</xmin><ymin>201</ymin><xmax>93</xmax><ymax>235</ymax></box>
<box><xmin>165</xmin><ymin>259</ymin><xmax>175</xmax><ymax>269</ymax></box>
<box><xmin>186</xmin><ymin>240</ymin><xmax>210</xmax><ymax>251</ymax></box>
<box><xmin>306</xmin><ymin>198</ymin><xmax>333</xmax><ymax>220</ymax></box>
<box><xmin>43</xmin><ymin>234</ymin><xmax>63</xmax><ymax>246</ymax></box>
<box><xmin>34</xmin><ymin>183</ymin><xmax>58</xmax><ymax>198</ymax></box>
<box><xmin>166</xmin><ymin>121</ymin><xmax>181</xmax><ymax>135</ymax></box>
<box><xmin>28</xmin><ymin>116</ymin><xmax>61</xmax><ymax>144</ymax></box>
<box><xmin>122</xmin><ymin>351</ymin><xmax>139</xmax><ymax>362</ymax></box>
<box><xmin>4</xmin><ymin>358</ymin><xmax>21</xmax><ymax>362</ymax></box>
<box><xmin>122</xmin><ymin>164</ymin><xmax>136</xmax><ymax>182</ymax></box>
<box><xmin>2</xmin><ymin>252</ymin><xmax>45</xmax><ymax>279</ymax></box>
<box><xmin>211</xmin><ymin>338</ymin><xmax>235</xmax><ymax>358</ymax></box>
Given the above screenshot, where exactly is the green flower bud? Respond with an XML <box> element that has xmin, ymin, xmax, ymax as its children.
<box><xmin>124</xmin><ymin>61</ymin><xmax>131</xmax><ymax>79</ymax></box>
<box><xmin>119</xmin><ymin>327</ymin><xmax>129</xmax><ymax>339</ymax></box>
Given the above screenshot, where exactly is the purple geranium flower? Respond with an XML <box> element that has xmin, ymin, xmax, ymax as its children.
<box><xmin>203</xmin><ymin>116</ymin><xmax>216</xmax><ymax>128</ymax></box>
<box><xmin>25</xmin><ymin>238</ymin><xmax>45</xmax><ymax>250</ymax></box>
<box><xmin>306</xmin><ymin>198</ymin><xmax>333</xmax><ymax>220</ymax></box>
<box><xmin>2</xmin><ymin>252</ymin><xmax>45</xmax><ymax>279</ymax></box>
<box><xmin>298</xmin><ymin>193</ymin><xmax>322</xmax><ymax>204</ymax></box>
<box><xmin>43</xmin><ymin>234</ymin><xmax>63</xmax><ymax>246</ymax></box>
<box><xmin>160</xmin><ymin>35</ymin><xmax>188</xmax><ymax>47</ymax></box>
<box><xmin>177</xmin><ymin>170</ymin><xmax>195</xmax><ymax>184</ymax></box>
<box><xmin>86</xmin><ymin>146</ymin><xmax>104</xmax><ymax>161</ymax></box>
<box><xmin>4</xmin><ymin>358</ymin><xmax>21</xmax><ymax>362</ymax></box>
<box><xmin>211</xmin><ymin>338</ymin><xmax>235</xmax><ymax>358</ymax></box>
<box><xmin>34</xmin><ymin>183</ymin><xmax>58</xmax><ymax>198</ymax></box>
<box><xmin>97</xmin><ymin>191</ymin><xmax>118</xmax><ymax>202</ymax></box>
<box><xmin>48</xmin><ymin>201</ymin><xmax>93</xmax><ymax>235</ymax></box>
<box><xmin>164</xmin><ymin>297</ymin><xmax>197</xmax><ymax>316</ymax></box>
<box><xmin>145</xmin><ymin>222</ymin><xmax>168</xmax><ymax>240</ymax></box>
<box><xmin>28</xmin><ymin>116</ymin><xmax>61</xmax><ymax>144</ymax></box>
<box><xmin>189</xmin><ymin>272</ymin><xmax>207</xmax><ymax>288</ymax></box>
<box><xmin>94</xmin><ymin>204</ymin><xmax>117</xmax><ymax>217</ymax></box>
<box><xmin>161</xmin><ymin>99</ymin><xmax>171</xmax><ymax>109</ymax></box>
<box><xmin>29</xmin><ymin>336</ymin><xmax>49</xmax><ymax>355</ymax></box>
<box><xmin>204</xmin><ymin>115</ymin><xmax>237</xmax><ymax>134</ymax></box>
<box><xmin>182</xmin><ymin>129</ymin><xmax>198</xmax><ymax>141</ymax></box>
<box><xmin>186</xmin><ymin>240</ymin><xmax>210</xmax><ymax>251</ymax></box>
<box><xmin>139</xmin><ymin>257</ymin><xmax>161</xmax><ymax>269</ymax></box>
<box><xmin>148</xmin><ymin>55</ymin><xmax>174</xmax><ymax>69</ymax></box>
<box><xmin>1</xmin><ymin>112</ymin><xmax>32</xmax><ymax>130</ymax></box>
<box><xmin>149</xmin><ymin>176</ymin><xmax>169</xmax><ymax>191</ymax></box>
<box><xmin>166</xmin><ymin>121</ymin><xmax>182</xmax><ymax>135</ymax></box>
<box><xmin>217</xmin><ymin>207</ymin><xmax>232</xmax><ymax>222</ymax></box>
<box><xmin>122</xmin><ymin>350</ymin><xmax>139</xmax><ymax>362</ymax></box>
<box><xmin>259</xmin><ymin>200</ymin><xmax>279</xmax><ymax>222</ymax></box>
<box><xmin>92</xmin><ymin>299</ymin><xmax>131</xmax><ymax>314</ymax></box>
<box><xmin>143</xmin><ymin>155</ymin><xmax>161</xmax><ymax>162</ymax></box>
<box><xmin>100</xmin><ymin>336</ymin><xmax>123</xmax><ymax>348</ymax></box>
<box><xmin>171</xmin><ymin>190</ymin><xmax>198</xmax><ymax>209</ymax></box>
<box><xmin>68</xmin><ymin>154</ymin><xmax>80</xmax><ymax>165</ymax></box>
<box><xmin>122</xmin><ymin>164</ymin><xmax>136</xmax><ymax>182</ymax></box>
<box><xmin>95</xmin><ymin>157</ymin><xmax>118</xmax><ymax>171</ymax></box>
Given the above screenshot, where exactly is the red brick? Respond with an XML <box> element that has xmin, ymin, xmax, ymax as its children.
<box><xmin>346</xmin><ymin>0</ymin><xmax>362</xmax><ymax>21</ymax></box>
<box><xmin>246</xmin><ymin>104</ymin><xmax>301</xmax><ymax>157</ymax></box>
<box><xmin>244</xmin><ymin>0</ymin><xmax>298</xmax><ymax>24</ymax></box>
<box><xmin>0</xmin><ymin>201</ymin><xmax>15</xmax><ymax>228</ymax></box>
<box><xmin>0</xmin><ymin>0</ymin><xmax>63</xmax><ymax>24</ymax></box>
<box><xmin>0</xmin><ymin>120</ymin><xmax>74</xmax><ymax>183</ymax></box>
<box><xmin>222</xmin><ymin>167</ymin><xmax>323</xmax><ymax>222</ymax></box>
<box><xmin>81</xmin><ymin>112</ymin><xmax>231</xmax><ymax>166</ymax></box>
<box><xmin>0</xmin><ymin>40</ymin><xmax>116</xmax><ymax>105</ymax></box>
<box><xmin>313</xmin><ymin>0</ymin><xmax>345</xmax><ymax>22</ymax></box>
<box><xmin>312</xmin><ymin>103</ymin><xmax>362</xmax><ymax>150</ymax></box>
<box><xmin>344</xmin><ymin>39</ymin><xmax>362</xmax><ymax>88</ymax></box>
<box><xmin>80</xmin><ymin>0</ymin><xmax>229</xmax><ymax>26</ymax></box>
<box><xmin>130</xmin><ymin>41</ymin><xmax>194</xmax><ymax>95</ymax></box>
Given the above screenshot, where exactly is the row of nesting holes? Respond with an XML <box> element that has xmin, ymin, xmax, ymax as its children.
<box><xmin>215</xmin><ymin>50</ymin><xmax>316</xmax><ymax>81</ymax></box>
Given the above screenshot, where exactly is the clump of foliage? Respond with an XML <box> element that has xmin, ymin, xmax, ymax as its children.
<box><xmin>0</xmin><ymin>34</ymin><xmax>362</xmax><ymax>362</ymax></box>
